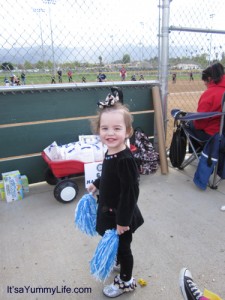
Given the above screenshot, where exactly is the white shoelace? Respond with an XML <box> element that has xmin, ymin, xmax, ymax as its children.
<box><xmin>187</xmin><ymin>279</ymin><xmax>203</xmax><ymax>300</ymax></box>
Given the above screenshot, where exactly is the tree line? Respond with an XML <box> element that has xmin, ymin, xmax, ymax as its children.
<box><xmin>2</xmin><ymin>52</ymin><xmax>225</xmax><ymax>72</ymax></box>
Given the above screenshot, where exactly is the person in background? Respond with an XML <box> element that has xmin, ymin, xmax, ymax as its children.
<box><xmin>97</xmin><ymin>72</ymin><xmax>107</xmax><ymax>82</ymax></box>
<box><xmin>57</xmin><ymin>69</ymin><xmax>62</xmax><ymax>83</ymax></box>
<box><xmin>10</xmin><ymin>75</ymin><xmax>20</xmax><ymax>86</ymax></box>
<box><xmin>120</xmin><ymin>66</ymin><xmax>127</xmax><ymax>81</ymax></box>
<box><xmin>131</xmin><ymin>74</ymin><xmax>136</xmax><ymax>81</ymax></box>
<box><xmin>4</xmin><ymin>77</ymin><xmax>10</xmax><ymax>86</ymax></box>
<box><xmin>172</xmin><ymin>72</ymin><xmax>177</xmax><ymax>83</ymax></box>
<box><xmin>67</xmin><ymin>70</ymin><xmax>73</xmax><ymax>82</ymax></box>
<box><xmin>51</xmin><ymin>75</ymin><xmax>56</xmax><ymax>84</ymax></box>
<box><xmin>10</xmin><ymin>74</ymin><xmax>16</xmax><ymax>85</ymax></box>
<box><xmin>87</xmin><ymin>99</ymin><xmax>144</xmax><ymax>298</ymax></box>
<box><xmin>186</xmin><ymin>62</ymin><xmax>225</xmax><ymax>143</ymax></box>
<box><xmin>14</xmin><ymin>75</ymin><xmax>20</xmax><ymax>85</ymax></box>
<box><xmin>189</xmin><ymin>71</ymin><xmax>194</xmax><ymax>81</ymax></box>
<box><xmin>21</xmin><ymin>71</ymin><xmax>26</xmax><ymax>85</ymax></box>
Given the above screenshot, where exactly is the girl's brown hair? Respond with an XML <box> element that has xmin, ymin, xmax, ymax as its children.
<box><xmin>90</xmin><ymin>103</ymin><xmax>134</xmax><ymax>138</ymax></box>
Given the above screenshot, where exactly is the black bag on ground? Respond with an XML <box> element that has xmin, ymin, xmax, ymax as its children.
<box><xmin>169</xmin><ymin>123</ymin><xmax>187</xmax><ymax>168</ymax></box>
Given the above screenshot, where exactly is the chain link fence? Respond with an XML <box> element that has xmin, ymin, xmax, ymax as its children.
<box><xmin>167</xmin><ymin>0</ymin><xmax>225</xmax><ymax>145</ymax></box>
<box><xmin>1</xmin><ymin>0</ymin><xmax>225</xmax><ymax>145</ymax></box>
<box><xmin>0</xmin><ymin>0</ymin><xmax>160</xmax><ymax>85</ymax></box>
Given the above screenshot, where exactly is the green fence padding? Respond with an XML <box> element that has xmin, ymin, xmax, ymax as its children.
<box><xmin>0</xmin><ymin>120</ymin><xmax>92</xmax><ymax>159</ymax></box>
<box><xmin>0</xmin><ymin>113</ymin><xmax>155</xmax><ymax>184</ymax></box>
<box><xmin>132</xmin><ymin>113</ymin><xmax>154</xmax><ymax>135</ymax></box>
<box><xmin>0</xmin><ymin>82</ymin><xmax>159</xmax><ymax>184</ymax></box>
<box><xmin>0</xmin><ymin>84</ymin><xmax>153</xmax><ymax>124</ymax></box>
<box><xmin>0</xmin><ymin>113</ymin><xmax>154</xmax><ymax>159</ymax></box>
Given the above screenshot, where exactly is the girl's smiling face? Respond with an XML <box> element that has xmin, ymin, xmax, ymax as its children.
<box><xmin>99</xmin><ymin>110</ymin><xmax>129</xmax><ymax>154</ymax></box>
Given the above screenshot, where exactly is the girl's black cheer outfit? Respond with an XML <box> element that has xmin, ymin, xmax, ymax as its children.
<box><xmin>93</xmin><ymin>147</ymin><xmax>144</xmax><ymax>281</ymax></box>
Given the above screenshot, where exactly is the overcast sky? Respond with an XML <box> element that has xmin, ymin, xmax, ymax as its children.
<box><xmin>1</xmin><ymin>0</ymin><xmax>159</xmax><ymax>48</ymax></box>
<box><xmin>1</xmin><ymin>0</ymin><xmax>225</xmax><ymax>62</ymax></box>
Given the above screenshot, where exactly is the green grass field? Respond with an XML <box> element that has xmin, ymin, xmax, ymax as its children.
<box><xmin>0</xmin><ymin>69</ymin><xmax>202</xmax><ymax>86</ymax></box>
<box><xmin>0</xmin><ymin>71</ymin><xmax>158</xmax><ymax>86</ymax></box>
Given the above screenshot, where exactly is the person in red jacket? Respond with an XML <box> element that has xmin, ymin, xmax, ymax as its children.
<box><xmin>188</xmin><ymin>62</ymin><xmax>225</xmax><ymax>143</ymax></box>
<box><xmin>120</xmin><ymin>66</ymin><xmax>127</xmax><ymax>81</ymax></box>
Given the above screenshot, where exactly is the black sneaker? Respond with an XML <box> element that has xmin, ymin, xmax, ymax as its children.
<box><xmin>179</xmin><ymin>268</ymin><xmax>203</xmax><ymax>300</ymax></box>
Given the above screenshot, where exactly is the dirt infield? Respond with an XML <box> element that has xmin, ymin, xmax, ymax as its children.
<box><xmin>166</xmin><ymin>79</ymin><xmax>206</xmax><ymax>146</ymax></box>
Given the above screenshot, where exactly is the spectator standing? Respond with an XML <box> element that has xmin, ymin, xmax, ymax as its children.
<box><xmin>51</xmin><ymin>75</ymin><xmax>56</xmax><ymax>84</ymax></box>
<box><xmin>57</xmin><ymin>69</ymin><xmax>62</xmax><ymax>83</ymax></box>
<box><xmin>189</xmin><ymin>71</ymin><xmax>194</xmax><ymax>81</ymax></box>
<box><xmin>67</xmin><ymin>70</ymin><xmax>73</xmax><ymax>82</ymax></box>
<box><xmin>21</xmin><ymin>71</ymin><xmax>26</xmax><ymax>85</ymax></box>
<box><xmin>172</xmin><ymin>73</ymin><xmax>177</xmax><ymax>83</ymax></box>
<box><xmin>120</xmin><ymin>66</ymin><xmax>127</xmax><ymax>81</ymax></box>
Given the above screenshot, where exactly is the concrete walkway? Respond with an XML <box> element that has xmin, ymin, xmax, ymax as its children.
<box><xmin>1</xmin><ymin>163</ymin><xmax>225</xmax><ymax>300</ymax></box>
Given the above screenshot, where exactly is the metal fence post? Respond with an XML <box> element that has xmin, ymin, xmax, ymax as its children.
<box><xmin>160</xmin><ymin>0</ymin><xmax>171</xmax><ymax>134</ymax></box>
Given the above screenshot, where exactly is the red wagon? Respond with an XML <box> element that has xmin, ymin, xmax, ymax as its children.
<box><xmin>42</xmin><ymin>151</ymin><xmax>86</xmax><ymax>203</ymax></box>
<box><xmin>42</xmin><ymin>144</ymin><xmax>137</xmax><ymax>203</ymax></box>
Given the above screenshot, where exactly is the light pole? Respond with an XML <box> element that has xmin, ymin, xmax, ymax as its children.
<box><xmin>139</xmin><ymin>22</ymin><xmax>144</xmax><ymax>66</ymax></box>
<box><xmin>208</xmin><ymin>13</ymin><xmax>215</xmax><ymax>65</ymax></box>
<box><xmin>110</xmin><ymin>35</ymin><xmax>114</xmax><ymax>66</ymax></box>
<box><xmin>33</xmin><ymin>8</ymin><xmax>45</xmax><ymax>69</ymax></box>
<box><xmin>139</xmin><ymin>42</ymin><xmax>143</xmax><ymax>62</ymax></box>
<box><xmin>43</xmin><ymin>0</ymin><xmax>56</xmax><ymax>76</ymax></box>
<box><xmin>157</xmin><ymin>0</ymin><xmax>161</xmax><ymax>80</ymax></box>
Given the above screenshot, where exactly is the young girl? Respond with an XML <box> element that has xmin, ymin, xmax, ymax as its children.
<box><xmin>88</xmin><ymin>101</ymin><xmax>144</xmax><ymax>298</ymax></box>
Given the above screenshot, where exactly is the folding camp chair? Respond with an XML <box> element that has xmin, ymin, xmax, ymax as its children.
<box><xmin>170</xmin><ymin>92</ymin><xmax>225</xmax><ymax>189</ymax></box>
<box><xmin>170</xmin><ymin>110</ymin><xmax>211</xmax><ymax>170</ymax></box>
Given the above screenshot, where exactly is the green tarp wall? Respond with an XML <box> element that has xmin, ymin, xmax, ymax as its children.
<box><xmin>0</xmin><ymin>81</ymin><xmax>160</xmax><ymax>184</ymax></box>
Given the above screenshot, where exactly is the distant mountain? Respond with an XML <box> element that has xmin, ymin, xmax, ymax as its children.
<box><xmin>0</xmin><ymin>44</ymin><xmax>159</xmax><ymax>64</ymax></box>
<box><xmin>0</xmin><ymin>44</ymin><xmax>199</xmax><ymax>65</ymax></box>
